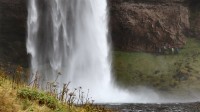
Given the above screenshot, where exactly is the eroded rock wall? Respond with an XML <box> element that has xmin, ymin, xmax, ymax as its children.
<box><xmin>0</xmin><ymin>0</ymin><xmax>27</xmax><ymax>66</ymax></box>
<box><xmin>109</xmin><ymin>0</ymin><xmax>190</xmax><ymax>52</ymax></box>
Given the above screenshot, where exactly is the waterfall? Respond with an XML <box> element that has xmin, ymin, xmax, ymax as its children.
<box><xmin>27</xmin><ymin>0</ymin><xmax>160</xmax><ymax>103</ymax></box>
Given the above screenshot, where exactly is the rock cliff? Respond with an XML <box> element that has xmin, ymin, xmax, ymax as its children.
<box><xmin>0</xmin><ymin>0</ymin><xmax>200</xmax><ymax>65</ymax></box>
<box><xmin>0</xmin><ymin>0</ymin><xmax>27</xmax><ymax>66</ymax></box>
<box><xmin>109</xmin><ymin>0</ymin><xmax>192</xmax><ymax>52</ymax></box>
<box><xmin>189</xmin><ymin>1</ymin><xmax>200</xmax><ymax>38</ymax></box>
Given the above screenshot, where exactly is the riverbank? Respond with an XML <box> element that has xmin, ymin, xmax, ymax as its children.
<box><xmin>103</xmin><ymin>102</ymin><xmax>200</xmax><ymax>112</ymax></box>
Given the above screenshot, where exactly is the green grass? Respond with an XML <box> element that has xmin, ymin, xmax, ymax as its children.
<box><xmin>17</xmin><ymin>88</ymin><xmax>59</xmax><ymax>110</ymax></box>
<box><xmin>113</xmin><ymin>38</ymin><xmax>200</xmax><ymax>93</ymax></box>
<box><xmin>0</xmin><ymin>67</ymin><xmax>113</xmax><ymax>112</ymax></box>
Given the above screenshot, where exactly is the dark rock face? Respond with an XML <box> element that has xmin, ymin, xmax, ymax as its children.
<box><xmin>189</xmin><ymin>2</ymin><xmax>200</xmax><ymax>38</ymax></box>
<box><xmin>0</xmin><ymin>0</ymin><xmax>27</xmax><ymax>66</ymax></box>
<box><xmin>109</xmin><ymin>1</ymin><xmax>190</xmax><ymax>52</ymax></box>
<box><xmin>0</xmin><ymin>0</ymin><xmax>200</xmax><ymax>65</ymax></box>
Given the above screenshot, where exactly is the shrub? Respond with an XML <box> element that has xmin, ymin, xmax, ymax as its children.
<box><xmin>17</xmin><ymin>88</ymin><xmax>58</xmax><ymax>109</ymax></box>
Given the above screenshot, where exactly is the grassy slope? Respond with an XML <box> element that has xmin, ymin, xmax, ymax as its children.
<box><xmin>0</xmin><ymin>70</ymin><xmax>112</xmax><ymax>112</ymax></box>
<box><xmin>0</xmin><ymin>71</ymin><xmax>53</xmax><ymax>112</ymax></box>
<box><xmin>113</xmin><ymin>38</ymin><xmax>200</xmax><ymax>94</ymax></box>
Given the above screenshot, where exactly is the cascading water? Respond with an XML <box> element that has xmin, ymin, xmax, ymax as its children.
<box><xmin>27</xmin><ymin>0</ymin><xmax>161</xmax><ymax>103</ymax></box>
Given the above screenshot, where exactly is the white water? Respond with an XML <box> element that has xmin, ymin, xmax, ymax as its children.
<box><xmin>26</xmin><ymin>0</ymin><xmax>166</xmax><ymax>103</ymax></box>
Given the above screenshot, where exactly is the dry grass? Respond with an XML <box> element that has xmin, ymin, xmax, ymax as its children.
<box><xmin>0</xmin><ymin>70</ymin><xmax>21</xmax><ymax>112</ymax></box>
<box><xmin>0</xmin><ymin>70</ymin><xmax>53</xmax><ymax>112</ymax></box>
<box><xmin>0</xmin><ymin>68</ymin><xmax>113</xmax><ymax>112</ymax></box>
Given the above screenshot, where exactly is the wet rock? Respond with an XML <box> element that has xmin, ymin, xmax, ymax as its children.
<box><xmin>189</xmin><ymin>3</ymin><xmax>200</xmax><ymax>38</ymax></box>
<box><xmin>0</xmin><ymin>0</ymin><xmax>28</xmax><ymax>66</ymax></box>
<box><xmin>103</xmin><ymin>102</ymin><xmax>200</xmax><ymax>112</ymax></box>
